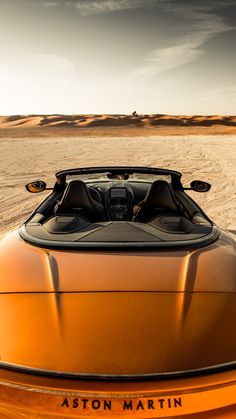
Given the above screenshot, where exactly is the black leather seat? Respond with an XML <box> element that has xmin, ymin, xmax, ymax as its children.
<box><xmin>55</xmin><ymin>180</ymin><xmax>105</xmax><ymax>222</ymax></box>
<box><xmin>133</xmin><ymin>180</ymin><xmax>181</xmax><ymax>223</ymax></box>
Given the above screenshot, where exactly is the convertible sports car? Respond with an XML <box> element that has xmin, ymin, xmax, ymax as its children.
<box><xmin>0</xmin><ymin>166</ymin><xmax>235</xmax><ymax>418</ymax></box>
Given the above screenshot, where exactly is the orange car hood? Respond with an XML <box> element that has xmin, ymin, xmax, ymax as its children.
<box><xmin>0</xmin><ymin>231</ymin><xmax>235</xmax><ymax>376</ymax></box>
<box><xmin>0</xmin><ymin>231</ymin><xmax>235</xmax><ymax>294</ymax></box>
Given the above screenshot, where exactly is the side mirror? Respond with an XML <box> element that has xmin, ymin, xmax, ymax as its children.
<box><xmin>25</xmin><ymin>180</ymin><xmax>47</xmax><ymax>193</ymax></box>
<box><xmin>190</xmin><ymin>180</ymin><xmax>211</xmax><ymax>192</ymax></box>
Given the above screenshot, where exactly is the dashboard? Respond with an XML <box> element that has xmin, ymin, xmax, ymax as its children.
<box><xmin>105</xmin><ymin>187</ymin><xmax>133</xmax><ymax>221</ymax></box>
<box><xmin>87</xmin><ymin>181</ymin><xmax>150</xmax><ymax>221</ymax></box>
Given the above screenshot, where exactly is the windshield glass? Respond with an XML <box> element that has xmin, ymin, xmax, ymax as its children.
<box><xmin>66</xmin><ymin>172</ymin><xmax>172</xmax><ymax>183</ymax></box>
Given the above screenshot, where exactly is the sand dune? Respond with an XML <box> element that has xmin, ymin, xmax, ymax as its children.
<box><xmin>0</xmin><ymin>114</ymin><xmax>236</xmax><ymax>137</ymax></box>
<box><xmin>0</xmin><ymin>135</ymin><xmax>235</xmax><ymax>238</ymax></box>
<box><xmin>0</xmin><ymin>113</ymin><xmax>235</xmax><ymax>128</ymax></box>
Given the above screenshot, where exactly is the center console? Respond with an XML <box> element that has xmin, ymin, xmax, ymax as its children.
<box><xmin>106</xmin><ymin>187</ymin><xmax>133</xmax><ymax>221</ymax></box>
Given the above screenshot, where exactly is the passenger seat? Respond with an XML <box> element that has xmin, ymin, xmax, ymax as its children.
<box><xmin>132</xmin><ymin>180</ymin><xmax>181</xmax><ymax>223</ymax></box>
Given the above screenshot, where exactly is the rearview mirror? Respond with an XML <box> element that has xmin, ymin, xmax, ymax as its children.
<box><xmin>107</xmin><ymin>173</ymin><xmax>129</xmax><ymax>180</ymax></box>
<box><xmin>190</xmin><ymin>180</ymin><xmax>211</xmax><ymax>193</ymax></box>
<box><xmin>25</xmin><ymin>180</ymin><xmax>47</xmax><ymax>193</ymax></box>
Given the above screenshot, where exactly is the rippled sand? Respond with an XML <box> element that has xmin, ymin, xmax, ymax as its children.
<box><xmin>0</xmin><ymin>135</ymin><xmax>235</xmax><ymax>238</ymax></box>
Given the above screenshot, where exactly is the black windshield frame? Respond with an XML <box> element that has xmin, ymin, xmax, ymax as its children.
<box><xmin>55</xmin><ymin>166</ymin><xmax>183</xmax><ymax>189</ymax></box>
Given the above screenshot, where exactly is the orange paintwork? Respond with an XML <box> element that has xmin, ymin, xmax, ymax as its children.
<box><xmin>0</xmin><ymin>368</ymin><xmax>236</xmax><ymax>417</ymax></box>
<box><xmin>1</xmin><ymin>291</ymin><xmax>236</xmax><ymax>375</ymax></box>
<box><xmin>0</xmin><ymin>229</ymin><xmax>236</xmax><ymax>417</ymax></box>
<box><xmin>0</xmin><ymin>231</ymin><xmax>235</xmax><ymax>293</ymax></box>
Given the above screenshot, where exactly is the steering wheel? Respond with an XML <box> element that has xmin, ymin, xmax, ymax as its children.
<box><xmin>88</xmin><ymin>187</ymin><xmax>102</xmax><ymax>204</ymax></box>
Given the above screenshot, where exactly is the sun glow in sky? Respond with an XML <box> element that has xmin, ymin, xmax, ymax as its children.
<box><xmin>0</xmin><ymin>0</ymin><xmax>236</xmax><ymax>115</ymax></box>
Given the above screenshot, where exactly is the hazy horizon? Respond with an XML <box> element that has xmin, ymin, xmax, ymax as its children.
<box><xmin>0</xmin><ymin>0</ymin><xmax>236</xmax><ymax>115</ymax></box>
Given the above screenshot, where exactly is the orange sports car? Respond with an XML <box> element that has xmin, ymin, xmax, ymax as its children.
<box><xmin>0</xmin><ymin>166</ymin><xmax>235</xmax><ymax>418</ymax></box>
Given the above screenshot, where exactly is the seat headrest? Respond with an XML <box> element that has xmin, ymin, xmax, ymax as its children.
<box><xmin>55</xmin><ymin>180</ymin><xmax>104</xmax><ymax>218</ymax></box>
<box><xmin>144</xmin><ymin>180</ymin><xmax>179</xmax><ymax>212</ymax></box>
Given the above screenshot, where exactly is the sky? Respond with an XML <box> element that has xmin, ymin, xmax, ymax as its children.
<box><xmin>0</xmin><ymin>0</ymin><xmax>235</xmax><ymax>115</ymax></box>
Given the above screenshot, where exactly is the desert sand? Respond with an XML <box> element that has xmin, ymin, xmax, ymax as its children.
<box><xmin>0</xmin><ymin>134</ymin><xmax>235</xmax><ymax>238</ymax></box>
<box><xmin>0</xmin><ymin>113</ymin><xmax>236</xmax><ymax>137</ymax></box>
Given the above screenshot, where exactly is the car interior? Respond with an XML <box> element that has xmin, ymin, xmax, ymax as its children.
<box><xmin>23</xmin><ymin>172</ymin><xmax>215</xmax><ymax>247</ymax></box>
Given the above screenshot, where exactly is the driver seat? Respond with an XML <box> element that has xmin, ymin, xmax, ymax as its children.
<box><xmin>55</xmin><ymin>180</ymin><xmax>104</xmax><ymax>222</ymax></box>
<box><xmin>133</xmin><ymin>180</ymin><xmax>181</xmax><ymax>223</ymax></box>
